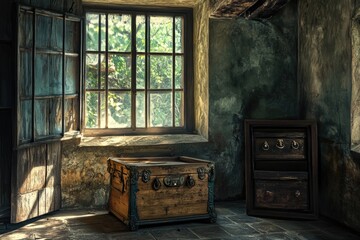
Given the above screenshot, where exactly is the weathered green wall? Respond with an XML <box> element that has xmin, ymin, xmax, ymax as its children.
<box><xmin>299</xmin><ymin>0</ymin><xmax>360</xmax><ymax>232</ymax></box>
<box><xmin>61</xmin><ymin>1</ymin><xmax>298</xmax><ymax>208</ymax></box>
<box><xmin>208</xmin><ymin>0</ymin><xmax>298</xmax><ymax>198</ymax></box>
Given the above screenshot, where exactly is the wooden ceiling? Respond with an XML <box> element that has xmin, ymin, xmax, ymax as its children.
<box><xmin>82</xmin><ymin>0</ymin><xmax>291</xmax><ymax>19</ymax></box>
<box><xmin>210</xmin><ymin>0</ymin><xmax>291</xmax><ymax>19</ymax></box>
<box><xmin>82</xmin><ymin>0</ymin><xmax>201</xmax><ymax>8</ymax></box>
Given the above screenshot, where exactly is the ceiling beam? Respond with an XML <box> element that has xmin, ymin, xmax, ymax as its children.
<box><xmin>210</xmin><ymin>0</ymin><xmax>290</xmax><ymax>19</ymax></box>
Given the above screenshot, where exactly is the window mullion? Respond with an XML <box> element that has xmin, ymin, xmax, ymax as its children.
<box><xmin>61</xmin><ymin>14</ymin><xmax>65</xmax><ymax>135</ymax></box>
<box><xmin>31</xmin><ymin>10</ymin><xmax>36</xmax><ymax>142</ymax></box>
<box><xmin>172</xmin><ymin>16</ymin><xmax>176</xmax><ymax>128</ymax></box>
<box><xmin>131</xmin><ymin>14</ymin><xmax>136</xmax><ymax>130</ymax></box>
<box><xmin>105</xmin><ymin>13</ymin><xmax>109</xmax><ymax>128</ymax></box>
<box><xmin>145</xmin><ymin>14</ymin><xmax>150</xmax><ymax>128</ymax></box>
<box><xmin>97</xmin><ymin>14</ymin><xmax>101</xmax><ymax>128</ymax></box>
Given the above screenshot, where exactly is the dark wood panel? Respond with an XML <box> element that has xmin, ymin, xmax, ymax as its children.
<box><xmin>0</xmin><ymin>0</ymin><xmax>12</xmax><ymax>42</ymax></box>
<box><xmin>11</xmin><ymin>142</ymin><xmax>62</xmax><ymax>223</ymax></box>
<box><xmin>0</xmin><ymin>109</ymin><xmax>12</xmax><ymax>220</ymax></box>
<box><xmin>0</xmin><ymin>43</ymin><xmax>14</xmax><ymax>108</ymax></box>
<box><xmin>254</xmin><ymin>180</ymin><xmax>309</xmax><ymax>210</ymax></box>
<box><xmin>245</xmin><ymin>119</ymin><xmax>318</xmax><ymax>219</ymax></box>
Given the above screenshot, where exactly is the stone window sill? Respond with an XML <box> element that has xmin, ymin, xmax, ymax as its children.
<box><xmin>78</xmin><ymin>134</ymin><xmax>208</xmax><ymax>147</ymax></box>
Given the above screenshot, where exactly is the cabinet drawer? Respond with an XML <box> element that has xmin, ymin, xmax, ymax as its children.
<box><xmin>254</xmin><ymin>137</ymin><xmax>306</xmax><ymax>160</ymax></box>
<box><xmin>254</xmin><ymin>180</ymin><xmax>309</xmax><ymax>210</ymax></box>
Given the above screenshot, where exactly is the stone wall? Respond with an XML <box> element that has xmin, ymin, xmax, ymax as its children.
<box><xmin>299</xmin><ymin>0</ymin><xmax>360</xmax><ymax>232</ymax></box>
<box><xmin>61</xmin><ymin>1</ymin><xmax>298</xmax><ymax>209</ymax></box>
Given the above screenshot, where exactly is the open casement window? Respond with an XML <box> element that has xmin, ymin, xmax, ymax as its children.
<box><xmin>13</xmin><ymin>5</ymin><xmax>81</xmax><ymax>223</ymax></box>
<box><xmin>83</xmin><ymin>7</ymin><xmax>194</xmax><ymax>136</ymax></box>
<box><xmin>17</xmin><ymin>6</ymin><xmax>81</xmax><ymax>145</ymax></box>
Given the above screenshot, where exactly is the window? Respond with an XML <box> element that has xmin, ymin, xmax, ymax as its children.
<box><xmin>17</xmin><ymin>6</ymin><xmax>81</xmax><ymax>145</ymax></box>
<box><xmin>84</xmin><ymin>7</ymin><xmax>193</xmax><ymax>135</ymax></box>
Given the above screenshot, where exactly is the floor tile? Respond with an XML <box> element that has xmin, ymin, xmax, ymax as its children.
<box><xmin>0</xmin><ymin>201</ymin><xmax>359</xmax><ymax>240</ymax></box>
<box><xmin>249</xmin><ymin>222</ymin><xmax>286</xmax><ymax>234</ymax></box>
<box><xmin>220</xmin><ymin>223</ymin><xmax>261</xmax><ymax>236</ymax></box>
<box><xmin>150</xmin><ymin>227</ymin><xmax>200</xmax><ymax>240</ymax></box>
<box><xmin>190</xmin><ymin>225</ymin><xmax>232</xmax><ymax>239</ymax></box>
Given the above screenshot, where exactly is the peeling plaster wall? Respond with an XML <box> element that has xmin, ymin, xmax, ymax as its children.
<box><xmin>61</xmin><ymin>1</ymin><xmax>298</xmax><ymax>208</ymax></box>
<box><xmin>299</xmin><ymin>0</ymin><xmax>360</xmax><ymax>232</ymax></box>
<box><xmin>208</xmin><ymin>0</ymin><xmax>298</xmax><ymax>200</ymax></box>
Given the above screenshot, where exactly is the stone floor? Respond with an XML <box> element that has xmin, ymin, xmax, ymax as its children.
<box><xmin>0</xmin><ymin>201</ymin><xmax>359</xmax><ymax>240</ymax></box>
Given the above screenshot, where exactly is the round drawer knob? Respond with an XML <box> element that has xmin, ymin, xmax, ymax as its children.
<box><xmin>262</xmin><ymin>141</ymin><xmax>270</xmax><ymax>150</ymax></box>
<box><xmin>295</xmin><ymin>190</ymin><xmax>301</xmax><ymax>198</ymax></box>
<box><xmin>292</xmin><ymin>140</ymin><xmax>300</xmax><ymax>150</ymax></box>
<box><xmin>276</xmin><ymin>139</ymin><xmax>285</xmax><ymax>149</ymax></box>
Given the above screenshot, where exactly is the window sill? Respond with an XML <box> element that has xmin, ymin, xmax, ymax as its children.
<box><xmin>351</xmin><ymin>144</ymin><xmax>360</xmax><ymax>160</ymax></box>
<box><xmin>79</xmin><ymin>134</ymin><xmax>208</xmax><ymax>147</ymax></box>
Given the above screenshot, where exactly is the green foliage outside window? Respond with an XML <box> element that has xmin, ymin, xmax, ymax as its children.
<box><xmin>85</xmin><ymin>12</ymin><xmax>185</xmax><ymax>130</ymax></box>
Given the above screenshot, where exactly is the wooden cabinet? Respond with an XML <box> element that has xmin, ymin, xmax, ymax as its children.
<box><xmin>107</xmin><ymin>156</ymin><xmax>217</xmax><ymax>230</ymax></box>
<box><xmin>245</xmin><ymin>120</ymin><xmax>318</xmax><ymax>219</ymax></box>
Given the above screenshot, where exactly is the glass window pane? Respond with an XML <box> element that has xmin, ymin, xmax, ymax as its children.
<box><xmin>175</xmin><ymin>55</ymin><xmax>183</xmax><ymax>89</ymax></box>
<box><xmin>86</xmin><ymin>54</ymin><xmax>98</xmax><ymax>89</ymax></box>
<box><xmin>64</xmin><ymin>98</ymin><xmax>78</xmax><ymax>132</ymax></box>
<box><xmin>100</xmin><ymin>14</ymin><xmax>106</xmax><ymax>52</ymax></box>
<box><xmin>85</xmin><ymin>92</ymin><xmax>98</xmax><ymax>128</ymax></box>
<box><xmin>108</xmin><ymin>14</ymin><xmax>131</xmax><ymax>52</ymax></box>
<box><xmin>100</xmin><ymin>92</ymin><xmax>106</xmax><ymax>128</ymax></box>
<box><xmin>150</xmin><ymin>55</ymin><xmax>172</xmax><ymax>89</ymax></box>
<box><xmin>51</xmin><ymin>17</ymin><xmax>63</xmax><ymax>51</ymax></box>
<box><xmin>34</xmin><ymin>53</ymin><xmax>49</xmax><ymax>96</ymax></box>
<box><xmin>49</xmin><ymin>54</ymin><xmax>63</xmax><ymax>95</ymax></box>
<box><xmin>49</xmin><ymin>98</ymin><xmax>62</xmax><ymax>135</ymax></box>
<box><xmin>175</xmin><ymin>91</ymin><xmax>183</xmax><ymax>127</ymax></box>
<box><xmin>20</xmin><ymin>100</ymin><xmax>32</xmax><ymax>142</ymax></box>
<box><xmin>150</xmin><ymin>16</ymin><xmax>173</xmax><ymax>53</ymax></box>
<box><xmin>20</xmin><ymin>51</ymin><xmax>32</xmax><ymax>97</ymax></box>
<box><xmin>136</xmin><ymin>15</ymin><xmax>145</xmax><ymax>52</ymax></box>
<box><xmin>149</xmin><ymin>92</ymin><xmax>172</xmax><ymax>127</ymax></box>
<box><xmin>19</xmin><ymin>11</ymin><xmax>33</xmax><ymax>48</ymax></box>
<box><xmin>136</xmin><ymin>91</ymin><xmax>145</xmax><ymax>128</ymax></box>
<box><xmin>175</xmin><ymin>17</ymin><xmax>183</xmax><ymax>53</ymax></box>
<box><xmin>136</xmin><ymin>55</ymin><xmax>145</xmax><ymax>89</ymax></box>
<box><xmin>108</xmin><ymin>92</ymin><xmax>131</xmax><ymax>128</ymax></box>
<box><xmin>35</xmin><ymin>53</ymin><xmax>62</xmax><ymax>96</ymax></box>
<box><xmin>86</xmin><ymin>13</ymin><xmax>99</xmax><ymax>51</ymax></box>
<box><xmin>108</xmin><ymin>54</ymin><xmax>131</xmax><ymax>89</ymax></box>
<box><xmin>35</xmin><ymin>99</ymin><xmax>49</xmax><ymax>138</ymax></box>
<box><xmin>36</xmin><ymin>15</ymin><xmax>51</xmax><ymax>49</ymax></box>
<box><xmin>66</xmin><ymin>20</ymin><xmax>80</xmax><ymax>53</ymax></box>
<box><xmin>65</xmin><ymin>56</ymin><xmax>79</xmax><ymax>94</ymax></box>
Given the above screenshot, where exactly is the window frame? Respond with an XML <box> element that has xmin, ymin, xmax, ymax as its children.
<box><xmin>82</xmin><ymin>5</ymin><xmax>194</xmax><ymax>136</ymax></box>
<box><xmin>16</xmin><ymin>5</ymin><xmax>81</xmax><ymax>146</ymax></box>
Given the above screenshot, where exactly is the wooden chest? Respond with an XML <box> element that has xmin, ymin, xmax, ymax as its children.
<box><xmin>245</xmin><ymin>120</ymin><xmax>318</xmax><ymax>219</ymax></box>
<box><xmin>107</xmin><ymin>156</ymin><xmax>217</xmax><ymax>230</ymax></box>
